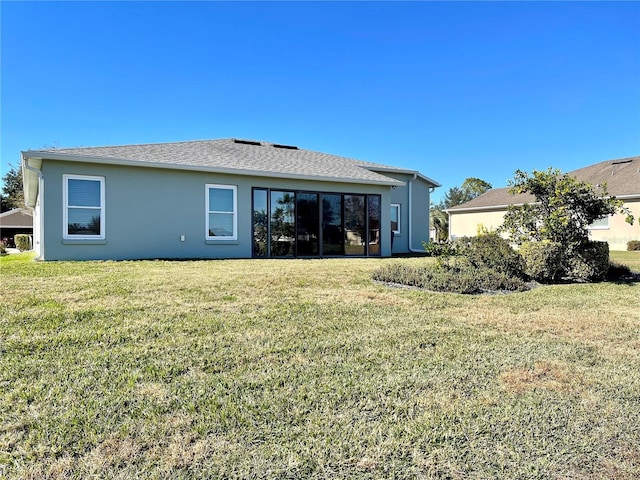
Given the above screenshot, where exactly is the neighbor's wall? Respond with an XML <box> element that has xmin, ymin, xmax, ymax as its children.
<box><xmin>589</xmin><ymin>199</ymin><xmax>640</xmax><ymax>251</ymax></box>
<box><xmin>448</xmin><ymin>209</ymin><xmax>507</xmax><ymax>240</ymax></box>
<box><xmin>40</xmin><ymin>160</ymin><xmax>392</xmax><ymax>260</ymax></box>
<box><xmin>448</xmin><ymin>199</ymin><xmax>640</xmax><ymax>250</ymax></box>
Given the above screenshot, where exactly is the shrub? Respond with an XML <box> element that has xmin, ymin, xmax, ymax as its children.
<box><xmin>0</xmin><ymin>241</ymin><xmax>6</xmax><ymax>255</ymax></box>
<box><xmin>422</xmin><ymin>240</ymin><xmax>460</xmax><ymax>257</ymax></box>
<box><xmin>627</xmin><ymin>240</ymin><xmax>640</xmax><ymax>251</ymax></box>
<box><xmin>564</xmin><ymin>241</ymin><xmax>610</xmax><ymax>282</ymax></box>
<box><xmin>14</xmin><ymin>234</ymin><xmax>31</xmax><ymax>252</ymax></box>
<box><xmin>373</xmin><ymin>257</ymin><xmax>529</xmax><ymax>294</ymax></box>
<box><xmin>459</xmin><ymin>232</ymin><xmax>526</xmax><ymax>279</ymax></box>
<box><xmin>607</xmin><ymin>262</ymin><xmax>633</xmax><ymax>281</ymax></box>
<box><xmin>520</xmin><ymin>241</ymin><xmax>564</xmax><ymax>283</ymax></box>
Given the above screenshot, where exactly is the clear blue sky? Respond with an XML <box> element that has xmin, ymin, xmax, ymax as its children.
<box><xmin>2</xmin><ymin>1</ymin><xmax>639</xmax><ymax>202</ymax></box>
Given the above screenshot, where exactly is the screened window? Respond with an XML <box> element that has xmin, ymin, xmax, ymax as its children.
<box><xmin>206</xmin><ymin>184</ymin><xmax>237</xmax><ymax>240</ymax></box>
<box><xmin>63</xmin><ymin>175</ymin><xmax>105</xmax><ymax>239</ymax></box>
<box><xmin>390</xmin><ymin>204</ymin><xmax>401</xmax><ymax>234</ymax></box>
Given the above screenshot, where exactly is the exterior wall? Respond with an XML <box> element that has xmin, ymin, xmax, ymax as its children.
<box><xmin>384</xmin><ymin>173</ymin><xmax>433</xmax><ymax>253</ymax></box>
<box><xmin>39</xmin><ymin>160</ymin><xmax>393</xmax><ymax>260</ymax></box>
<box><xmin>449</xmin><ymin>198</ymin><xmax>640</xmax><ymax>250</ymax></box>
<box><xmin>589</xmin><ymin>199</ymin><xmax>640</xmax><ymax>250</ymax></box>
<box><xmin>448</xmin><ymin>209</ymin><xmax>507</xmax><ymax>240</ymax></box>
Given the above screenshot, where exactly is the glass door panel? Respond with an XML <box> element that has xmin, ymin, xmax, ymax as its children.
<box><xmin>296</xmin><ymin>193</ymin><xmax>319</xmax><ymax>256</ymax></box>
<box><xmin>368</xmin><ymin>195</ymin><xmax>381</xmax><ymax>256</ymax></box>
<box><xmin>344</xmin><ymin>195</ymin><xmax>366</xmax><ymax>255</ymax></box>
<box><xmin>270</xmin><ymin>191</ymin><xmax>295</xmax><ymax>257</ymax></box>
<box><xmin>322</xmin><ymin>194</ymin><xmax>343</xmax><ymax>255</ymax></box>
<box><xmin>253</xmin><ymin>189</ymin><xmax>268</xmax><ymax>257</ymax></box>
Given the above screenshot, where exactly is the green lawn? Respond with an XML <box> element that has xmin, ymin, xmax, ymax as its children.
<box><xmin>1</xmin><ymin>252</ymin><xmax>639</xmax><ymax>479</ymax></box>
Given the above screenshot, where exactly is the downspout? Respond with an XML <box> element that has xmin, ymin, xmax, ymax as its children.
<box><xmin>22</xmin><ymin>158</ymin><xmax>45</xmax><ymax>261</ymax></box>
<box><xmin>407</xmin><ymin>173</ymin><xmax>424</xmax><ymax>253</ymax></box>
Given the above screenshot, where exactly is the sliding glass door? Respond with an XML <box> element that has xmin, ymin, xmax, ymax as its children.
<box><xmin>253</xmin><ymin>188</ymin><xmax>381</xmax><ymax>257</ymax></box>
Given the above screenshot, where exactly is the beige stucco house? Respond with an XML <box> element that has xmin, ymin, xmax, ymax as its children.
<box><xmin>447</xmin><ymin>156</ymin><xmax>640</xmax><ymax>251</ymax></box>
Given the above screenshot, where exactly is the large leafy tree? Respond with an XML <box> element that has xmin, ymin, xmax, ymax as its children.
<box><xmin>1</xmin><ymin>163</ymin><xmax>25</xmax><ymax>212</ymax></box>
<box><xmin>500</xmin><ymin>168</ymin><xmax>634</xmax><ymax>250</ymax></box>
<box><xmin>430</xmin><ymin>177</ymin><xmax>492</xmax><ymax>241</ymax></box>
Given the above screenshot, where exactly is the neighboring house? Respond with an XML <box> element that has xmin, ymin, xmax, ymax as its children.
<box><xmin>0</xmin><ymin>208</ymin><xmax>33</xmax><ymax>247</ymax></box>
<box><xmin>447</xmin><ymin>156</ymin><xmax>640</xmax><ymax>251</ymax></box>
<box><xmin>21</xmin><ymin>138</ymin><xmax>440</xmax><ymax>260</ymax></box>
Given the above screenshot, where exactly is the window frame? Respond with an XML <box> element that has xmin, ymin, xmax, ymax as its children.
<box><xmin>63</xmin><ymin>174</ymin><xmax>105</xmax><ymax>240</ymax></box>
<box><xmin>390</xmin><ymin>203</ymin><xmax>401</xmax><ymax>235</ymax></box>
<box><xmin>206</xmin><ymin>184</ymin><xmax>238</xmax><ymax>241</ymax></box>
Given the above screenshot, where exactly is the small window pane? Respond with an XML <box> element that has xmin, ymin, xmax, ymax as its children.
<box><xmin>390</xmin><ymin>204</ymin><xmax>400</xmax><ymax>233</ymax></box>
<box><xmin>68</xmin><ymin>208</ymin><xmax>101</xmax><ymax>235</ymax></box>
<box><xmin>209</xmin><ymin>188</ymin><xmax>234</xmax><ymax>212</ymax></box>
<box><xmin>209</xmin><ymin>213</ymin><xmax>234</xmax><ymax>237</ymax></box>
<box><xmin>68</xmin><ymin>179</ymin><xmax>101</xmax><ymax>207</ymax></box>
<box><xmin>590</xmin><ymin>216</ymin><xmax>609</xmax><ymax>228</ymax></box>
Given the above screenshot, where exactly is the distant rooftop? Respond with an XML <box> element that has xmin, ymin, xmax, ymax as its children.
<box><xmin>448</xmin><ymin>156</ymin><xmax>640</xmax><ymax>211</ymax></box>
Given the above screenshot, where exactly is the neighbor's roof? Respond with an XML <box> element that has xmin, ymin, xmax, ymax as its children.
<box><xmin>448</xmin><ymin>156</ymin><xmax>640</xmax><ymax>213</ymax></box>
<box><xmin>0</xmin><ymin>208</ymin><xmax>33</xmax><ymax>228</ymax></box>
<box><xmin>21</xmin><ymin>138</ymin><xmax>439</xmax><ymax>192</ymax></box>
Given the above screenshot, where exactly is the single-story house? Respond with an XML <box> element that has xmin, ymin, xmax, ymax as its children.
<box><xmin>447</xmin><ymin>156</ymin><xmax>640</xmax><ymax>250</ymax></box>
<box><xmin>0</xmin><ymin>208</ymin><xmax>33</xmax><ymax>247</ymax></box>
<box><xmin>21</xmin><ymin>138</ymin><xmax>440</xmax><ymax>260</ymax></box>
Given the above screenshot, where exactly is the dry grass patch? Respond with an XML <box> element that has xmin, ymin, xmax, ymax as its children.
<box><xmin>500</xmin><ymin>361</ymin><xmax>579</xmax><ymax>394</ymax></box>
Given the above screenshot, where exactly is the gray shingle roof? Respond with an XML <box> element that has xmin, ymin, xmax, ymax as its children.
<box><xmin>448</xmin><ymin>156</ymin><xmax>640</xmax><ymax>212</ymax></box>
<box><xmin>24</xmin><ymin>138</ymin><xmax>436</xmax><ymax>187</ymax></box>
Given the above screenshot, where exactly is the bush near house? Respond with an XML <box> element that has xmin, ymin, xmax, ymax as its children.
<box><xmin>458</xmin><ymin>232</ymin><xmax>526</xmax><ymax>279</ymax></box>
<box><xmin>520</xmin><ymin>241</ymin><xmax>564</xmax><ymax>284</ymax></box>
<box><xmin>14</xmin><ymin>234</ymin><xmax>30</xmax><ymax>251</ymax></box>
<box><xmin>565</xmin><ymin>241</ymin><xmax>610</xmax><ymax>282</ymax></box>
<box><xmin>628</xmin><ymin>240</ymin><xmax>640</xmax><ymax>251</ymax></box>
<box><xmin>421</xmin><ymin>240</ymin><xmax>460</xmax><ymax>257</ymax></box>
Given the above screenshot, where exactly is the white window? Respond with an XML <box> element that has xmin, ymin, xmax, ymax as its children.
<box><xmin>390</xmin><ymin>204</ymin><xmax>401</xmax><ymax>234</ymax></box>
<box><xmin>206</xmin><ymin>184</ymin><xmax>237</xmax><ymax>240</ymax></box>
<box><xmin>63</xmin><ymin>175</ymin><xmax>105</xmax><ymax>239</ymax></box>
<box><xmin>589</xmin><ymin>216</ymin><xmax>610</xmax><ymax>230</ymax></box>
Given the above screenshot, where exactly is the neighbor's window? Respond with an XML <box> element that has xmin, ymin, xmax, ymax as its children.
<box><xmin>589</xmin><ymin>216</ymin><xmax>610</xmax><ymax>230</ymax></box>
<box><xmin>390</xmin><ymin>204</ymin><xmax>401</xmax><ymax>234</ymax></box>
<box><xmin>206</xmin><ymin>184</ymin><xmax>237</xmax><ymax>240</ymax></box>
<box><xmin>63</xmin><ymin>174</ymin><xmax>105</xmax><ymax>239</ymax></box>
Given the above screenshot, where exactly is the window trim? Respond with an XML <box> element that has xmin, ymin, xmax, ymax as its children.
<box><xmin>63</xmin><ymin>174</ymin><xmax>105</xmax><ymax>240</ymax></box>
<box><xmin>390</xmin><ymin>203</ymin><xmax>401</xmax><ymax>235</ymax></box>
<box><xmin>206</xmin><ymin>184</ymin><xmax>238</xmax><ymax>241</ymax></box>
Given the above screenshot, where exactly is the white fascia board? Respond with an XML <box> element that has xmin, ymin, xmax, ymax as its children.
<box><xmin>22</xmin><ymin>151</ymin><xmax>404</xmax><ymax>187</ymax></box>
<box><xmin>21</xmin><ymin>154</ymin><xmax>42</xmax><ymax>208</ymax></box>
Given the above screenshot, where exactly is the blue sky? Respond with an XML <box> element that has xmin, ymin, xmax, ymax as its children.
<box><xmin>2</xmin><ymin>1</ymin><xmax>639</xmax><ymax>202</ymax></box>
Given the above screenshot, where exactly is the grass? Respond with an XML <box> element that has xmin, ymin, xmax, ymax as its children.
<box><xmin>1</xmin><ymin>251</ymin><xmax>639</xmax><ymax>479</ymax></box>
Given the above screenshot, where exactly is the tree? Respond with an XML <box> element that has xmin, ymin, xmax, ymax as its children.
<box><xmin>499</xmin><ymin>168</ymin><xmax>634</xmax><ymax>250</ymax></box>
<box><xmin>430</xmin><ymin>177</ymin><xmax>492</xmax><ymax>241</ymax></box>
<box><xmin>1</xmin><ymin>163</ymin><xmax>25</xmax><ymax>212</ymax></box>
